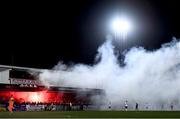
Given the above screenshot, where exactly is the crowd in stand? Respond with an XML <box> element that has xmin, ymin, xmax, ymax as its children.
<box><xmin>0</xmin><ymin>101</ymin><xmax>87</xmax><ymax>111</ymax></box>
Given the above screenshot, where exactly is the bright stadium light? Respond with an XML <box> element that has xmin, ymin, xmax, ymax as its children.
<box><xmin>111</xmin><ymin>16</ymin><xmax>133</xmax><ymax>40</ymax></box>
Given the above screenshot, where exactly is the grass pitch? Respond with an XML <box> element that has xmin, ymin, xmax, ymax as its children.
<box><xmin>0</xmin><ymin>111</ymin><xmax>180</xmax><ymax>118</ymax></box>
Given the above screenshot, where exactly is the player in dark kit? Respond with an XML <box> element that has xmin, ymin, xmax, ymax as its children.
<box><xmin>135</xmin><ymin>103</ymin><xmax>138</xmax><ymax>110</ymax></box>
<box><xmin>171</xmin><ymin>103</ymin><xmax>173</xmax><ymax>110</ymax></box>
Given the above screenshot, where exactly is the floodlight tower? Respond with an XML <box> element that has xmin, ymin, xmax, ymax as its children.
<box><xmin>110</xmin><ymin>15</ymin><xmax>133</xmax><ymax>65</ymax></box>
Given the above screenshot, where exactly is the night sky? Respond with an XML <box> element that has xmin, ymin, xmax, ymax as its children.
<box><xmin>1</xmin><ymin>0</ymin><xmax>180</xmax><ymax>69</ymax></box>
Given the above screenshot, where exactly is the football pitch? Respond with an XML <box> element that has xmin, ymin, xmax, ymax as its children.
<box><xmin>0</xmin><ymin>111</ymin><xmax>180</xmax><ymax>118</ymax></box>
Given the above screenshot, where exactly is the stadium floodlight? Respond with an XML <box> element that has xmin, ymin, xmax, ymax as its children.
<box><xmin>111</xmin><ymin>16</ymin><xmax>133</xmax><ymax>40</ymax></box>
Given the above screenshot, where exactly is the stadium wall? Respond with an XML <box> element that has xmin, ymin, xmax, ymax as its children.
<box><xmin>0</xmin><ymin>69</ymin><xmax>10</xmax><ymax>84</ymax></box>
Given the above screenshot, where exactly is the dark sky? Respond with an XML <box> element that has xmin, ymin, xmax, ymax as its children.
<box><xmin>1</xmin><ymin>0</ymin><xmax>180</xmax><ymax>69</ymax></box>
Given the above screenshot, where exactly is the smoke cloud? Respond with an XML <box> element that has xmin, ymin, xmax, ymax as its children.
<box><xmin>39</xmin><ymin>38</ymin><xmax>180</xmax><ymax>110</ymax></box>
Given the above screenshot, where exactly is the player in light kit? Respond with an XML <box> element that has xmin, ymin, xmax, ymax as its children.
<box><xmin>124</xmin><ymin>101</ymin><xmax>128</xmax><ymax>111</ymax></box>
<box><xmin>108</xmin><ymin>101</ymin><xmax>111</xmax><ymax>110</ymax></box>
<box><xmin>8</xmin><ymin>95</ymin><xmax>14</xmax><ymax>113</ymax></box>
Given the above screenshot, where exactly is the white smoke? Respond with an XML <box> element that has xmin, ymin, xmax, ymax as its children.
<box><xmin>39</xmin><ymin>38</ymin><xmax>180</xmax><ymax>110</ymax></box>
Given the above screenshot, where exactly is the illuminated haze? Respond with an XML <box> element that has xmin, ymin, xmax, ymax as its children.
<box><xmin>40</xmin><ymin>38</ymin><xmax>180</xmax><ymax>110</ymax></box>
